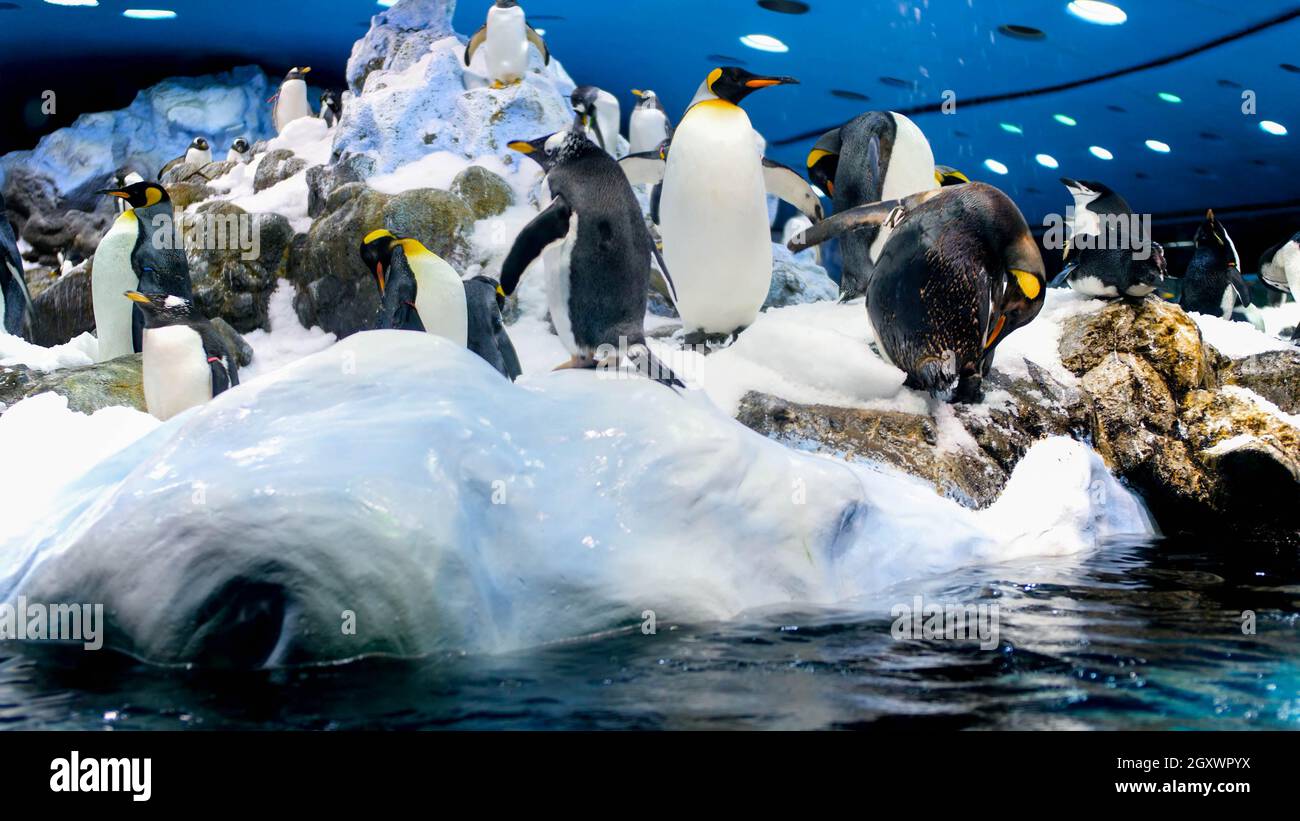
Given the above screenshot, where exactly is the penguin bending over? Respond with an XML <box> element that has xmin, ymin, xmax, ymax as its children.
<box><xmin>227</xmin><ymin>138</ymin><xmax>253</xmax><ymax>164</ymax></box>
<box><xmin>504</xmin><ymin>129</ymin><xmax>683</xmax><ymax>387</ymax></box>
<box><xmin>1050</xmin><ymin>179</ymin><xmax>1167</xmax><ymax>299</ymax></box>
<box><xmin>94</xmin><ymin>181</ymin><xmax>193</xmax><ymax>361</ymax></box>
<box><xmin>0</xmin><ymin>191</ymin><xmax>33</xmax><ymax>338</ymax></box>
<box><xmin>789</xmin><ymin>182</ymin><xmax>1046</xmax><ymax>403</ymax></box>
<box><xmin>319</xmin><ymin>90</ymin><xmax>342</xmax><ymax>128</ymax></box>
<box><xmin>464</xmin><ymin>0</ymin><xmax>549</xmax><ymax>88</ymax></box>
<box><xmin>572</xmin><ymin>85</ymin><xmax>622</xmax><ymax>157</ymax></box>
<box><xmin>273</xmin><ymin>67</ymin><xmax>313</xmax><ymax>134</ymax></box>
<box><xmin>1178</xmin><ymin>210</ymin><xmax>1252</xmax><ymax>321</ymax></box>
<box><xmin>619</xmin><ymin>67</ymin><xmax>823</xmax><ymax>342</ymax></box>
<box><xmin>126</xmin><ymin>291</ymin><xmax>239</xmax><ymax>421</ymax></box>
<box><xmin>806</xmin><ymin>112</ymin><xmax>940</xmax><ymax>300</ymax></box>
<box><xmin>159</xmin><ymin>138</ymin><xmax>211</xmax><ymax>180</ymax></box>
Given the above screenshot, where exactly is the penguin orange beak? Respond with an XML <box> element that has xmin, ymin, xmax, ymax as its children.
<box><xmin>374</xmin><ymin>263</ymin><xmax>386</xmax><ymax>297</ymax></box>
<box><xmin>746</xmin><ymin>76</ymin><xmax>798</xmax><ymax>89</ymax></box>
<box><xmin>125</xmin><ymin>291</ymin><xmax>150</xmax><ymax>304</ymax></box>
<box><xmin>301</xmin><ymin>67</ymin><xmax>312</xmax><ymax>74</ymax></box>
<box><xmin>508</xmin><ymin>141</ymin><xmax>536</xmax><ymax>155</ymax></box>
<box><xmin>99</xmin><ymin>189</ymin><xmax>130</xmax><ymax>200</ymax></box>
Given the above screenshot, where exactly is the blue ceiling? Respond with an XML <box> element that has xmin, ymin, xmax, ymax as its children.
<box><xmin>3</xmin><ymin>0</ymin><xmax>1299</xmax><ymax>225</ymax></box>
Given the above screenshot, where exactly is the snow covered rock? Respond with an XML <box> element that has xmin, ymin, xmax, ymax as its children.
<box><xmin>764</xmin><ymin>243</ymin><xmax>838</xmax><ymax>310</ymax></box>
<box><xmin>1059</xmin><ymin>298</ymin><xmax>1217</xmax><ymax>396</ymax></box>
<box><xmin>450</xmin><ymin>165</ymin><xmax>515</xmax><ymax>219</ymax></box>
<box><xmin>184</xmin><ymin>201</ymin><xmax>294</xmax><ymax>334</ymax></box>
<box><xmin>1221</xmin><ymin>349</ymin><xmax>1300</xmax><ymax>414</ymax></box>
<box><xmin>0</xmin><ymin>354</ymin><xmax>144</xmax><ymax>416</ymax></box>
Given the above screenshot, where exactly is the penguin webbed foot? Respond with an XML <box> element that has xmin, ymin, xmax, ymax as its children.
<box><xmin>553</xmin><ymin>354</ymin><xmax>599</xmax><ymax>371</ymax></box>
<box><xmin>952</xmin><ymin>373</ymin><xmax>985</xmax><ymax>405</ymax></box>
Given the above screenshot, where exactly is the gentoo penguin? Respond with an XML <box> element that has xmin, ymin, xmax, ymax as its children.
<box><xmin>273</xmin><ymin>67</ymin><xmax>313</xmax><ymax>134</ymax></box>
<box><xmin>619</xmin><ymin>67</ymin><xmax>823</xmax><ymax>342</ymax></box>
<box><xmin>1260</xmin><ymin>232</ymin><xmax>1300</xmax><ymax>342</ymax></box>
<box><xmin>806</xmin><ymin>112</ymin><xmax>939</xmax><ymax>300</ymax></box>
<box><xmin>0</xmin><ymin>191</ymin><xmax>33</xmax><ymax>338</ymax></box>
<box><xmin>572</xmin><ymin>85</ymin><xmax>622</xmax><ymax>157</ymax></box>
<box><xmin>226</xmin><ymin>138</ymin><xmax>253</xmax><ymax>164</ymax></box>
<box><xmin>359</xmin><ymin>230</ymin><xmax>468</xmax><ymax>346</ymax></box>
<box><xmin>503</xmin><ymin>129</ymin><xmax>683</xmax><ymax>386</ymax></box>
<box><xmin>158</xmin><ymin>138</ymin><xmax>211</xmax><ymax>179</ymax></box>
<box><xmin>110</xmin><ymin>170</ymin><xmax>145</xmax><ymax>213</ymax></box>
<box><xmin>628</xmin><ymin>89</ymin><xmax>673</xmax><ymax>155</ymax></box>
<box><xmin>1052</xmin><ymin>178</ymin><xmax>1166</xmax><ymax>299</ymax></box>
<box><xmin>789</xmin><ymin>183</ymin><xmax>1046</xmax><ymax>403</ymax></box>
<box><xmin>464</xmin><ymin>0</ymin><xmax>550</xmax><ymax>88</ymax></box>
<box><xmin>126</xmin><ymin>291</ymin><xmax>239</xmax><ymax>421</ymax></box>
<box><xmin>319</xmin><ymin>90</ymin><xmax>342</xmax><ymax>128</ymax></box>
<box><xmin>464</xmin><ymin>275</ymin><xmax>523</xmax><ymax>381</ymax></box>
<box><xmin>1179</xmin><ymin>209</ymin><xmax>1252</xmax><ymax>321</ymax></box>
<box><xmin>94</xmin><ymin>181</ymin><xmax>193</xmax><ymax>361</ymax></box>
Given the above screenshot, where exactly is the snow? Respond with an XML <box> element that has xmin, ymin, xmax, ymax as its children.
<box><xmin>1190</xmin><ymin>310</ymin><xmax>1293</xmax><ymax>359</ymax></box>
<box><xmin>213</xmin><ymin>117</ymin><xmax>335</xmax><ymax>234</ymax></box>
<box><xmin>1222</xmin><ymin>385</ymin><xmax>1300</xmax><ymax>430</ymax></box>
<box><xmin>0</xmin><ymin>331</ymin><xmax>98</xmax><ymax>372</ymax></box>
<box><xmin>240</xmin><ymin>280</ymin><xmax>337</xmax><ymax>383</ymax></box>
<box><xmin>0</xmin><ymin>332</ymin><xmax>1154</xmax><ymax>666</ymax></box>
<box><xmin>995</xmin><ymin>289</ymin><xmax>1106</xmax><ymax>385</ymax></box>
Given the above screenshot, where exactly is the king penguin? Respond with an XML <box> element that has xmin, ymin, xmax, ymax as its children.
<box><xmin>619</xmin><ymin>67</ymin><xmax>824</xmax><ymax>342</ymax></box>
<box><xmin>464</xmin><ymin>0</ymin><xmax>550</xmax><ymax>89</ymax></box>
<box><xmin>126</xmin><ymin>291</ymin><xmax>239</xmax><ymax>421</ymax></box>
<box><xmin>93</xmin><ymin>181</ymin><xmax>193</xmax><ymax>362</ymax></box>
<box><xmin>110</xmin><ymin>170</ymin><xmax>145</xmax><ymax>213</ymax></box>
<box><xmin>572</xmin><ymin>85</ymin><xmax>622</xmax><ymax>158</ymax></box>
<box><xmin>502</xmin><ymin>129</ymin><xmax>683</xmax><ymax>386</ymax></box>
<box><xmin>159</xmin><ymin>138</ymin><xmax>211</xmax><ymax>179</ymax></box>
<box><xmin>0</xmin><ymin>191</ymin><xmax>33</xmax><ymax>339</ymax></box>
<box><xmin>226</xmin><ymin>138</ymin><xmax>253</xmax><ymax>164</ymax></box>
<box><xmin>1051</xmin><ymin>178</ymin><xmax>1167</xmax><ymax>299</ymax></box>
<box><xmin>805</xmin><ymin>112</ymin><xmax>940</xmax><ymax>300</ymax></box>
<box><xmin>1179</xmin><ymin>209</ymin><xmax>1253</xmax><ymax>322</ymax></box>
<box><xmin>273</xmin><ymin>67</ymin><xmax>313</xmax><ymax>134</ymax></box>
<box><xmin>789</xmin><ymin>183</ymin><xmax>1046</xmax><ymax>403</ymax></box>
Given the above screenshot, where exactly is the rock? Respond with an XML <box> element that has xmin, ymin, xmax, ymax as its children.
<box><xmin>1221</xmin><ymin>349</ymin><xmax>1300</xmax><ymax>414</ymax></box>
<box><xmin>382</xmin><ymin>188</ymin><xmax>474</xmax><ymax>265</ymax></box>
<box><xmin>19</xmin><ymin>207</ymin><xmax>110</xmax><ymax>266</ymax></box>
<box><xmin>1080</xmin><ymin>353</ymin><xmax>1177</xmax><ymax>471</ymax></box>
<box><xmin>306</xmin><ymin>160</ymin><xmax>366</xmax><ymax>219</ymax></box>
<box><xmin>254</xmin><ymin>149</ymin><xmax>308</xmax><ymax>193</ymax></box>
<box><xmin>764</xmin><ymin>243</ymin><xmax>838</xmax><ymax>310</ymax></box>
<box><xmin>450</xmin><ymin>166</ymin><xmax>514</xmax><ymax>219</ymax></box>
<box><xmin>0</xmin><ymin>354</ymin><xmax>144</xmax><ymax>416</ymax></box>
<box><xmin>1059</xmin><ymin>297</ymin><xmax>1216</xmax><ymax>395</ymax></box>
<box><xmin>0</xmin><ymin>168</ymin><xmax>59</xmax><ymax>235</ymax></box>
<box><xmin>184</xmin><ymin>203</ymin><xmax>292</xmax><ymax>332</ymax></box>
<box><xmin>166</xmin><ymin>181</ymin><xmax>213</xmax><ymax>210</ymax></box>
<box><xmin>345</xmin><ymin>0</ymin><xmax>458</xmax><ymax>96</ymax></box>
<box><xmin>159</xmin><ymin>161</ymin><xmax>209</xmax><ymax>186</ymax></box>
<box><xmin>28</xmin><ymin>262</ymin><xmax>94</xmax><ymax>347</ymax></box>
<box><xmin>736</xmin><ymin>391</ymin><xmax>1007</xmax><ymax>508</ymax></box>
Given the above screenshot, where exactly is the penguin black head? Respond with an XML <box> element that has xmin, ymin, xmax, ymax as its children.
<box><xmin>702</xmin><ymin>67</ymin><xmax>798</xmax><ymax>106</ymax></box>
<box><xmin>99</xmin><ymin>181</ymin><xmax>169</xmax><ymax>209</ymax></box>
<box><xmin>360</xmin><ymin>229</ymin><xmax>401</xmax><ymax>296</ymax></box>
<box><xmin>321</xmin><ymin>90</ymin><xmax>340</xmax><ymax>111</ymax></box>
<box><xmin>191</xmin><ymin>137</ymin><xmax>209</xmax><ymax>152</ymax></box>
<box><xmin>494</xmin><ymin>0</ymin><xmax>520</xmax><ymax>7</ymax></box>
<box><xmin>631</xmin><ymin>89</ymin><xmax>660</xmax><ymax>109</ymax></box>
<box><xmin>231</xmin><ymin>138</ymin><xmax>250</xmax><ymax>154</ymax></box>
<box><xmin>571</xmin><ymin>86</ymin><xmax>599</xmax><ymax>115</ymax></box>
<box><xmin>1195</xmin><ymin>209</ymin><xmax>1240</xmax><ymax>267</ymax></box>
<box><xmin>509</xmin><ymin>128</ymin><xmax>598</xmax><ymax>172</ymax></box>
<box><xmin>806</xmin><ymin>130</ymin><xmax>841</xmax><ymax>197</ymax></box>
<box><xmin>125</xmin><ymin>291</ymin><xmax>195</xmax><ymax>327</ymax></box>
<box><xmin>1133</xmin><ymin>241</ymin><xmax>1168</xmax><ymax>289</ymax></box>
<box><xmin>284</xmin><ymin>66</ymin><xmax>312</xmax><ymax>82</ymax></box>
<box><xmin>935</xmin><ymin>165</ymin><xmax>970</xmax><ymax>187</ymax></box>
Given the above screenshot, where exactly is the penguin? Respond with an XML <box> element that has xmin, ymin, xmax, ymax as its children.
<box><xmin>463</xmin><ymin>0</ymin><xmax>550</xmax><ymax>89</ymax></box>
<box><xmin>0</xmin><ymin>191</ymin><xmax>33</xmax><ymax>339</ymax></box>
<box><xmin>1051</xmin><ymin>178</ymin><xmax>1166</xmax><ymax>299</ymax></box>
<box><xmin>272</xmin><ymin>67</ymin><xmax>313</xmax><ymax>134</ymax></box>
<box><xmin>126</xmin><ymin>291</ymin><xmax>239</xmax><ymax>421</ymax></box>
<box><xmin>1179</xmin><ymin>209</ymin><xmax>1252</xmax><ymax>321</ymax></box>
<box><xmin>464</xmin><ymin>275</ymin><xmax>523</xmax><ymax>381</ymax></box>
<box><xmin>805</xmin><ymin>112</ymin><xmax>940</xmax><ymax>301</ymax></box>
<box><xmin>789</xmin><ymin>182</ymin><xmax>1047</xmax><ymax>403</ymax></box>
<box><xmin>1260</xmin><ymin>232</ymin><xmax>1300</xmax><ymax>342</ymax></box>
<box><xmin>158</xmin><ymin>138</ymin><xmax>211</xmax><ymax>180</ymax></box>
<box><xmin>110</xmin><ymin>170</ymin><xmax>145</xmax><ymax>213</ymax></box>
<box><xmin>359</xmin><ymin>230</ymin><xmax>468</xmax><ymax>346</ymax></box>
<box><xmin>503</xmin><ymin>128</ymin><xmax>683</xmax><ymax>386</ymax></box>
<box><xmin>94</xmin><ymin>181</ymin><xmax>193</xmax><ymax>362</ymax></box>
<box><xmin>226</xmin><ymin>138</ymin><xmax>253</xmax><ymax>164</ymax></box>
<box><xmin>572</xmin><ymin>85</ymin><xmax>622</xmax><ymax>157</ymax></box>
<box><xmin>934</xmin><ymin>166</ymin><xmax>970</xmax><ymax>187</ymax></box>
<box><xmin>319</xmin><ymin>90</ymin><xmax>342</xmax><ymax>128</ymax></box>
<box><xmin>628</xmin><ymin>89</ymin><xmax>673</xmax><ymax>156</ymax></box>
<box><xmin>618</xmin><ymin>67</ymin><xmax>824</xmax><ymax>342</ymax></box>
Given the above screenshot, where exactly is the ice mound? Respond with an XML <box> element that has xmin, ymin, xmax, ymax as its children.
<box><xmin>0</xmin><ymin>332</ymin><xmax>1154</xmax><ymax>668</ymax></box>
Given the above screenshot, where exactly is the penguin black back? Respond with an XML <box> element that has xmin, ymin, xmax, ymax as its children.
<box><xmin>1180</xmin><ymin>210</ymin><xmax>1250</xmax><ymax>319</ymax></box>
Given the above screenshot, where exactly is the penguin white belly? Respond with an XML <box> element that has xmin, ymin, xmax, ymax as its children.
<box><xmin>409</xmin><ymin>253</ymin><xmax>469</xmax><ymax>347</ymax></box>
<box><xmin>484</xmin><ymin>6</ymin><xmax>529</xmax><ymax>85</ymax></box>
<box><xmin>1277</xmin><ymin>242</ymin><xmax>1300</xmax><ymax>297</ymax></box>
<box><xmin>143</xmin><ymin>326</ymin><xmax>212</xmax><ymax>421</ymax></box>
<box><xmin>544</xmin><ymin>215</ymin><xmax>580</xmax><ymax>355</ymax></box>
<box><xmin>594</xmin><ymin>91</ymin><xmax>622</xmax><ymax>158</ymax></box>
<box><xmin>1072</xmin><ymin>274</ymin><xmax>1119</xmax><ymax>298</ymax></box>
<box><xmin>661</xmin><ymin>102</ymin><xmax>771</xmax><ymax>335</ymax></box>
<box><xmin>1125</xmin><ymin>283</ymin><xmax>1156</xmax><ymax>298</ymax></box>
<box><xmin>1219</xmin><ymin>286</ymin><xmax>1236</xmax><ymax>320</ymax></box>
<box><xmin>185</xmin><ymin>147</ymin><xmax>212</xmax><ymax>166</ymax></box>
<box><xmin>629</xmin><ymin>110</ymin><xmax>668</xmax><ymax>155</ymax></box>
<box><xmin>92</xmin><ymin>212</ymin><xmax>140</xmax><ymax>362</ymax></box>
<box><xmin>870</xmin><ymin>113</ymin><xmax>938</xmax><ymax>263</ymax></box>
<box><xmin>275</xmin><ymin>80</ymin><xmax>311</xmax><ymax>132</ymax></box>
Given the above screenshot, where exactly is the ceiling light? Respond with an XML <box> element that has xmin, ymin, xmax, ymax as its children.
<box><xmin>122</xmin><ymin>8</ymin><xmax>176</xmax><ymax>18</ymax></box>
<box><xmin>1157</xmin><ymin>92</ymin><xmax>1182</xmax><ymax>103</ymax></box>
<box><xmin>44</xmin><ymin>0</ymin><xmax>99</xmax><ymax>5</ymax></box>
<box><xmin>1067</xmin><ymin>1</ymin><xmax>1127</xmax><ymax>25</ymax></box>
<box><xmin>984</xmin><ymin>159</ymin><xmax>1009</xmax><ymax>175</ymax></box>
<box><xmin>1145</xmin><ymin>139</ymin><xmax>1171</xmax><ymax>153</ymax></box>
<box><xmin>1089</xmin><ymin>145</ymin><xmax>1114</xmax><ymax>160</ymax></box>
<box><xmin>1260</xmin><ymin>120</ymin><xmax>1288</xmax><ymax>136</ymax></box>
<box><xmin>1053</xmin><ymin>114</ymin><xmax>1077</xmax><ymax>126</ymax></box>
<box><xmin>1035</xmin><ymin>154</ymin><xmax>1059</xmax><ymax>169</ymax></box>
<box><xmin>999</xmin><ymin>123</ymin><xmax>1024</xmax><ymax>135</ymax></box>
<box><xmin>740</xmin><ymin>34</ymin><xmax>789</xmax><ymax>53</ymax></box>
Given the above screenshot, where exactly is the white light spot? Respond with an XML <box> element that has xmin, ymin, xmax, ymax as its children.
<box><xmin>1260</xmin><ymin>120</ymin><xmax>1288</xmax><ymax>136</ymax></box>
<box><xmin>1089</xmin><ymin>145</ymin><xmax>1114</xmax><ymax>160</ymax></box>
<box><xmin>1035</xmin><ymin>153</ymin><xmax>1059</xmax><ymax>169</ymax></box>
<box><xmin>1067</xmin><ymin>1</ymin><xmax>1128</xmax><ymax>25</ymax></box>
<box><xmin>1145</xmin><ymin>139</ymin><xmax>1171</xmax><ymax>153</ymax></box>
<box><xmin>122</xmin><ymin>8</ymin><xmax>177</xmax><ymax>19</ymax></box>
<box><xmin>740</xmin><ymin>34</ymin><xmax>790</xmax><ymax>53</ymax></box>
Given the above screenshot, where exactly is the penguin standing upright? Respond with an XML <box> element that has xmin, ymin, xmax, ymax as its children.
<box><xmin>789</xmin><ymin>183</ymin><xmax>1046</xmax><ymax>403</ymax></box>
<box><xmin>93</xmin><ymin>181</ymin><xmax>193</xmax><ymax>361</ymax></box>
<box><xmin>1260</xmin><ymin>233</ymin><xmax>1300</xmax><ymax>342</ymax></box>
<box><xmin>273</xmin><ymin>67</ymin><xmax>313</xmax><ymax>134</ymax></box>
<box><xmin>1051</xmin><ymin>178</ymin><xmax>1167</xmax><ymax>299</ymax></box>
<box><xmin>464</xmin><ymin>0</ymin><xmax>550</xmax><ymax>88</ymax></box>
<box><xmin>621</xmin><ymin>67</ymin><xmax>823</xmax><ymax>342</ymax></box>
<box><xmin>158</xmin><ymin>138</ymin><xmax>211</xmax><ymax>179</ymax></box>
<box><xmin>319</xmin><ymin>90</ymin><xmax>342</xmax><ymax>128</ymax></box>
<box><xmin>572</xmin><ymin>86</ymin><xmax>622</xmax><ymax>157</ymax></box>
<box><xmin>126</xmin><ymin>291</ymin><xmax>239</xmax><ymax>421</ymax></box>
<box><xmin>805</xmin><ymin>112</ymin><xmax>940</xmax><ymax>300</ymax></box>
<box><xmin>226</xmin><ymin>138</ymin><xmax>253</xmax><ymax>164</ymax></box>
<box><xmin>1179</xmin><ymin>209</ymin><xmax>1252</xmax><ymax>321</ymax></box>
<box><xmin>502</xmin><ymin>129</ymin><xmax>682</xmax><ymax>386</ymax></box>
<box><xmin>0</xmin><ymin>191</ymin><xmax>33</xmax><ymax>338</ymax></box>
<box><xmin>629</xmin><ymin>89</ymin><xmax>672</xmax><ymax>155</ymax></box>
<box><xmin>463</xmin><ymin>275</ymin><xmax>523</xmax><ymax>381</ymax></box>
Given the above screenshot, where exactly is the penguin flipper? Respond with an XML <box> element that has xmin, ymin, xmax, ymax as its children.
<box><xmin>526</xmin><ymin>25</ymin><xmax>550</xmax><ymax>65</ymax></box>
<box><xmin>788</xmin><ymin>191</ymin><xmax>932</xmax><ymax>252</ymax></box>
<box><xmin>1049</xmin><ymin>261</ymin><xmax>1077</xmax><ymax>289</ymax></box>
<box><xmin>649</xmin><ymin>241</ymin><xmax>678</xmax><ymax>305</ymax></box>
<box><xmin>618</xmin><ymin>151</ymin><xmax>667</xmax><ymax>187</ymax></box>
<box><xmin>132</xmin><ymin>305</ymin><xmax>145</xmax><ymax>354</ymax></box>
<box><xmin>497</xmin><ymin>324</ymin><xmax>523</xmax><ymax>381</ymax></box>
<box><xmin>464</xmin><ymin>25</ymin><xmax>488</xmax><ymax>67</ymax></box>
<box><xmin>197</xmin><ymin>322</ymin><xmax>239</xmax><ymax>394</ymax></box>
<box><xmin>1228</xmin><ymin>266</ymin><xmax>1253</xmax><ymax>306</ymax></box>
<box><xmin>762</xmin><ymin>157</ymin><xmax>825</xmax><ymax>223</ymax></box>
<box><xmin>501</xmin><ymin>195</ymin><xmax>571</xmax><ymax>295</ymax></box>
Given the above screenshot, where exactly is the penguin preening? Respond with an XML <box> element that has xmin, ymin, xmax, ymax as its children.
<box><xmin>504</xmin><ymin>128</ymin><xmax>683</xmax><ymax>387</ymax></box>
<box><xmin>93</xmin><ymin>181</ymin><xmax>193</xmax><ymax>362</ymax></box>
<box><xmin>1051</xmin><ymin>178</ymin><xmax>1167</xmax><ymax>299</ymax></box>
<box><xmin>571</xmin><ymin>85</ymin><xmax>622</xmax><ymax>157</ymax></box>
<box><xmin>158</xmin><ymin>138</ymin><xmax>211</xmax><ymax>180</ymax></box>
<box><xmin>273</xmin><ymin>67</ymin><xmax>313</xmax><ymax>134</ymax></box>
<box><xmin>1179</xmin><ymin>209</ymin><xmax>1252</xmax><ymax>321</ymax></box>
<box><xmin>629</xmin><ymin>89</ymin><xmax>673</xmax><ymax>156</ymax></box>
<box><xmin>319</xmin><ymin>90</ymin><xmax>342</xmax><ymax>128</ymax></box>
<box><xmin>805</xmin><ymin>111</ymin><xmax>941</xmax><ymax>301</ymax></box>
<box><xmin>619</xmin><ymin>67</ymin><xmax>824</xmax><ymax>342</ymax></box>
<box><xmin>126</xmin><ymin>291</ymin><xmax>239</xmax><ymax>421</ymax></box>
<box><xmin>226</xmin><ymin>138</ymin><xmax>253</xmax><ymax>164</ymax></box>
<box><xmin>789</xmin><ymin>182</ymin><xmax>1046</xmax><ymax>403</ymax></box>
<box><xmin>0</xmin><ymin>191</ymin><xmax>33</xmax><ymax>339</ymax></box>
<box><xmin>464</xmin><ymin>0</ymin><xmax>550</xmax><ymax>89</ymax></box>
<box><xmin>1260</xmin><ymin>233</ymin><xmax>1300</xmax><ymax>342</ymax></box>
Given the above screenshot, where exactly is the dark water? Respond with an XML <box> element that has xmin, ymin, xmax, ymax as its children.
<box><xmin>2</xmin><ymin>536</ymin><xmax>1298</xmax><ymax>730</ymax></box>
